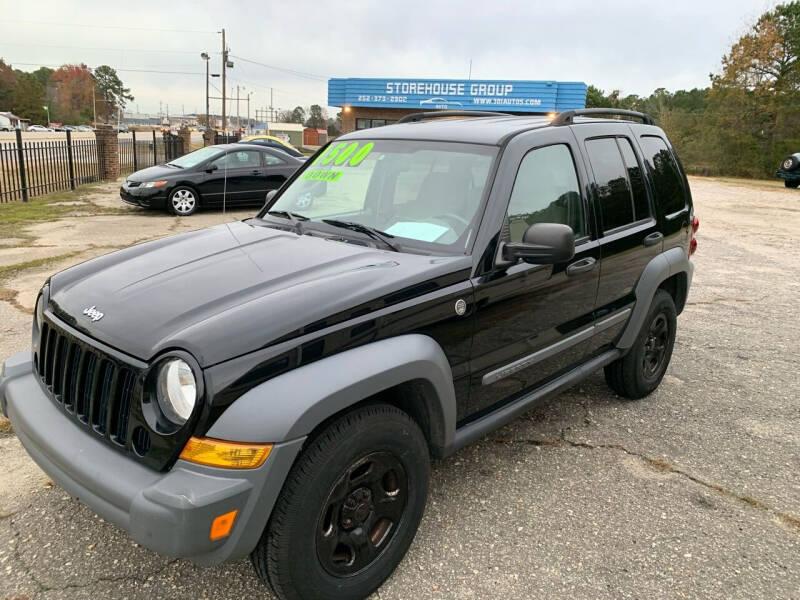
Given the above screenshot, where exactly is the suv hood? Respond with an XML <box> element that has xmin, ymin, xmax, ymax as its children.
<box><xmin>48</xmin><ymin>221</ymin><xmax>471</xmax><ymax>366</ymax></box>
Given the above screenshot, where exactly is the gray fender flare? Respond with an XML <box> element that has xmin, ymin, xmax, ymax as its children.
<box><xmin>616</xmin><ymin>246</ymin><xmax>694</xmax><ymax>350</ymax></box>
<box><xmin>206</xmin><ymin>334</ymin><xmax>457</xmax><ymax>454</ymax></box>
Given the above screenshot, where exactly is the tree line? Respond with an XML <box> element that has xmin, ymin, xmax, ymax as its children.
<box><xmin>277</xmin><ymin>105</ymin><xmax>342</xmax><ymax>136</ymax></box>
<box><xmin>1</xmin><ymin>2</ymin><xmax>796</xmax><ymax>178</ymax></box>
<box><xmin>586</xmin><ymin>2</ymin><xmax>799</xmax><ymax>179</ymax></box>
<box><xmin>0</xmin><ymin>61</ymin><xmax>132</xmax><ymax>126</ymax></box>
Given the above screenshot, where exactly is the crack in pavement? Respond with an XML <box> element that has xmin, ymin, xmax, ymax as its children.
<box><xmin>489</xmin><ymin>435</ymin><xmax>800</xmax><ymax>535</ymax></box>
<box><xmin>6</xmin><ymin>513</ymin><xmax>181</xmax><ymax>595</ymax></box>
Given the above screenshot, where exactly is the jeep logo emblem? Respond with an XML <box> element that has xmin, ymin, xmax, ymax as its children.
<box><xmin>82</xmin><ymin>305</ymin><xmax>104</xmax><ymax>322</ymax></box>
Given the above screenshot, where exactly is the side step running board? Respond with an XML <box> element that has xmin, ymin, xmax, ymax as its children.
<box><xmin>444</xmin><ymin>349</ymin><xmax>621</xmax><ymax>457</ymax></box>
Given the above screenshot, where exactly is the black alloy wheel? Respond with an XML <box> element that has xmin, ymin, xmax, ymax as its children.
<box><xmin>642</xmin><ymin>312</ymin><xmax>670</xmax><ymax>380</ymax></box>
<box><xmin>316</xmin><ymin>451</ymin><xmax>407</xmax><ymax>577</ymax></box>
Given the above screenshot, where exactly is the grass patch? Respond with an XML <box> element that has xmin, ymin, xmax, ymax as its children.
<box><xmin>0</xmin><ymin>182</ymin><xmax>109</xmax><ymax>242</ymax></box>
<box><xmin>0</xmin><ymin>250</ymin><xmax>83</xmax><ymax>283</ymax></box>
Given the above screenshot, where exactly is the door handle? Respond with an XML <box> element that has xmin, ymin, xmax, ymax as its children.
<box><xmin>643</xmin><ymin>232</ymin><xmax>663</xmax><ymax>247</ymax></box>
<box><xmin>566</xmin><ymin>257</ymin><xmax>597</xmax><ymax>276</ymax></box>
<box><xmin>252</xmin><ymin>169</ymin><xmax>262</xmax><ymax>175</ymax></box>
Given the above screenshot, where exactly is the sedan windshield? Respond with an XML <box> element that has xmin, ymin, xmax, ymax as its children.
<box><xmin>262</xmin><ymin>139</ymin><xmax>497</xmax><ymax>252</ymax></box>
<box><xmin>167</xmin><ymin>146</ymin><xmax>223</xmax><ymax>168</ymax></box>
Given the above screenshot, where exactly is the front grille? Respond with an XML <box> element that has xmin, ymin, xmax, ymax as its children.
<box><xmin>36</xmin><ymin>320</ymin><xmax>138</xmax><ymax>446</ymax></box>
<box><xmin>126</xmin><ymin>180</ymin><xmax>141</xmax><ymax>188</ymax></box>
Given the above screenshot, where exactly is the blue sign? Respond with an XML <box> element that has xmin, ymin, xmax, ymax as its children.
<box><xmin>329</xmin><ymin>78</ymin><xmax>586</xmax><ymax>113</ymax></box>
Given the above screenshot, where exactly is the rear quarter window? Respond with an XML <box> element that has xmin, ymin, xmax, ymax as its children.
<box><xmin>639</xmin><ymin>136</ymin><xmax>687</xmax><ymax>215</ymax></box>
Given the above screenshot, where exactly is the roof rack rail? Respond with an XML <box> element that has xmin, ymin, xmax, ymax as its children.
<box><xmin>397</xmin><ymin>110</ymin><xmax>511</xmax><ymax>124</ymax></box>
<box><xmin>552</xmin><ymin>108</ymin><xmax>655</xmax><ymax>126</ymax></box>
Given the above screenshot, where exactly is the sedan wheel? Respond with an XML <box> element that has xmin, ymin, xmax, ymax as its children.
<box><xmin>170</xmin><ymin>187</ymin><xmax>198</xmax><ymax>216</ymax></box>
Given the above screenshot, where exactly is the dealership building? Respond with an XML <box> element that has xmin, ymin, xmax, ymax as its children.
<box><xmin>328</xmin><ymin>77</ymin><xmax>587</xmax><ymax>133</ymax></box>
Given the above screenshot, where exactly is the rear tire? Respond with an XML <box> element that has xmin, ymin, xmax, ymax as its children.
<box><xmin>168</xmin><ymin>186</ymin><xmax>199</xmax><ymax>216</ymax></box>
<box><xmin>785</xmin><ymin>180</ymin><xmax>799</xmax><ymax>189</ymax></box>
<box><xmin>781</xmin><ymin>155</ymin><xmax>799</xmax><ymax>172</ymax></box>
<box><xmin>252</xmin><ymin>404</ymin><xmax>429</xmax><ymax>600</ymax></box>
<box><xmin>604</xmin><ymin>289</ymin><xmax>677</xmax><ymax>399</ymax></box>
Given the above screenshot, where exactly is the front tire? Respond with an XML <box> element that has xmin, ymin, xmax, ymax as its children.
<box><xmin>604</xmin><ymin>289</ymin><xmax>677</xmax><ymax>399</ymax></box>
<box><xmin>168</xmin><ymin>186</ymin><xmax>199</xmax><ymax>216</ymax></box>
<box><xmin>253</xmin><ymin>404</ymin><xmax>430</xmax><ymax>600</ymax></box>
<box><xmin>785</xmin><ymin>180</ymin><xmax>799</xmax><ymax>189</ymax></box>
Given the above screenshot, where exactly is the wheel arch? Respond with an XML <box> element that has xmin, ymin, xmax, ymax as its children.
<box><xmin>205</xmin><ymin>334</ymin><xmax>457</xmax><ymax>457</ymax></box>
<box><xmin>616</xmin><ymin>246</ymin><xmax>693</xmax><ymax>351</ymax></box>
<box><xmin>169</xmin><ymin>182</ymin><xmax>203</xmax><ymax>204</ymax></box>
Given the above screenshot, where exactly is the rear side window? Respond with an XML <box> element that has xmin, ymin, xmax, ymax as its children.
<box><xmin>585</xmin><ymin>138</ymin><xmax>638</xmax><ymax>232</ymax></box>
<box><xmin>639</xmin><ymin>136</ymin><xmax>687</xmax><ymax>215</ymax></box>
<box><xmin>617</xmin><ymin>138</ymin><xmax>651</xmax><ymax>222</ymax></box>
<box><xmin>506</xmin><ymin>144</ymin><xmax>586</xmax><ymax>241</ymax></box>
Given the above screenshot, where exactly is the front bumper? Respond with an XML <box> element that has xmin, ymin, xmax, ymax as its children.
<box><xmin>776</xmin><ymin>170</ymin><xmax>800</xmax><ymax>183</ymax></box>
<box><xmin>0</xmin><ymin>351</ymin><xmax>304</xmax><ymax>565</ymax></box>
<box><xmin>119</xmin><ymin>185</ymin><xmax>168</xmax><ymax>209</ymax></box>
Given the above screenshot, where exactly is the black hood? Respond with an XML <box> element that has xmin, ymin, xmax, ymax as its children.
<box><xmin>126</xmin><ymin>164</ymin><xmax>185</xmax><ymax>182</ymax></box>
<box><xmin>48</xmin><ymin>221</ymin><xmax>471</xmax><ymax>367</ymax></box>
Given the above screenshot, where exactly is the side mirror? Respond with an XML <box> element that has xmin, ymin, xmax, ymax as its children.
<box><xmin>503</xmin><ymin>223</ymin><xmax>575</xmax><ymax>265</ymax></box>
<box><xmin>205</xmin><ymin>163</ymin><xmax>218</xmax><ymax>173</ymax></box>
<box><xmin>264</xmin><ymin>189</ymin><xmax>278</xmax><ymax>207</ymax></box>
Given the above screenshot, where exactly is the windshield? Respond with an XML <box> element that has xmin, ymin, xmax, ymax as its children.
<box><xmin>262</xmin><ymin>139</ymin><xmax>496</xmax><ymax>252</ymax></box>
<box><xmin>167</xmin><ymin>146</ymin><xmax>223</xmax><ymax>168</ymax></box>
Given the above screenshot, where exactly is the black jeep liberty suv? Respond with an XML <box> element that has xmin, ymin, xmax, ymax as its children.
<box><xmin>1</xmin><ymin>108</ymin><xmax>698</xmax><ymax>600</ymax></box>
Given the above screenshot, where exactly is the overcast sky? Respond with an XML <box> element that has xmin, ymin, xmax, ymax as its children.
<box><xmin>0</xmin><ymin>0</ymin><xmax>772</xmax><ymax>118</ymax></box>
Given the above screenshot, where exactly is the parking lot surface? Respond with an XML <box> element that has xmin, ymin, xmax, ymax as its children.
<box><xmin>0</xmin><ymin>177</ymin><xmax>798</xmax><ymax>599</ymax></box>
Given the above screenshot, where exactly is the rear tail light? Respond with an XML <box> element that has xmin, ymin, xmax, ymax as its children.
<box><xmin>689</xmin><ymin>215</ymin><xmax>699</xmax><ymax>256</ymax></box>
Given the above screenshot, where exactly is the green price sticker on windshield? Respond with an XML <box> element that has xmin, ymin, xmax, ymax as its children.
<box><xmin>302</xmin><ymin>169</ymin><xmax>343</xmax><ymax>181</ymax></box>
<box><xmin>315</xmin><ymin>141</ymin><xmax>374</xmax><ymax>167</ymax></box>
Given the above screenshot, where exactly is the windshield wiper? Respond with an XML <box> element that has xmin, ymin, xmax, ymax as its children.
<box><xmin>165</xmin><ymin>162</ymin><xmax>184</xmax><ymax>168</ymax></box>
<box><xmin>322</xmin><ymin>219</ymin><xmax>400</xmax><ymax>252</ymax></box>
<box><xmin>267</xmin><ymin>210</ymin><xmax>309</xmax><ymax>233</ymax></box>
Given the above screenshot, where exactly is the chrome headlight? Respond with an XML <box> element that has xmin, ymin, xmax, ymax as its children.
<box><xmin>156</xmin><ymin>358</ymin><xmax>197</xmax><ymax>425</ymax></box>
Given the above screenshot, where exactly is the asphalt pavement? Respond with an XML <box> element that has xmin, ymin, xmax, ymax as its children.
<box><xmin>0</xmin><ymin>176</ymin><xmax>798</xmax><ymax>599</ymax></box>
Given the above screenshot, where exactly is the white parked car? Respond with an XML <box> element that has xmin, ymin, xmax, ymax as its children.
<box><xmin>27</xmin><ymin>125</ymin><xmax>54</xmax><ymax>132</ymax></box>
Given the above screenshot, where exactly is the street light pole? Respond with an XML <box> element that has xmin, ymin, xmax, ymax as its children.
<box><xmin>42</xmin><ymin>105</ymin><xmax>50</xmax><ymax>125</ymax></box>
<box><xmin>221</xmin><ymin>28</ymin><xmax>226</xmax><ymax>133</ymax></box>
<box><xmin>200</xmin><ymin>52</ymin><xmax>210</xmax><ymax>128</ymax></box>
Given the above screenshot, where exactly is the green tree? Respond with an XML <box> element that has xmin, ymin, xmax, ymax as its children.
<box><xmin>706</xmin><ymin>1</ymin><xmax>800</xmax><ymax>176</ymax></box>
<box><xmin>93</xmin><ymin>65</ymin><xmax>133</xmax><ymax>121</ymax></box>
<box><xmin>289</xmin><ymin>106</ymin><xmax>306</xmax><ymax>124</ymax></box>
<box><xmin>11</xmin><ymin>72</ymin><xmax>46</xmax><ymax>123</ymax></box>
<box><xmin>31</xmin><ymin>66</ymin><xmax>53</xmax><ymax>90</ymax></box>
<box><xmin>305</xmin><ymin>104</ymin><xmax>326</xmax><ymax>128</ymax></box>
<box><xmin>0</xmin><ymin>59</ymin><xmax>17</xmax><ymax>110</ymax></box>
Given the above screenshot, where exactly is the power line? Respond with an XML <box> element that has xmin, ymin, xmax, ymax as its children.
<box><xmin>229</xmin><ymin>54</ymin><xmax>327</xmax><ymax>81</ymax></box>
<box><xmin>1</xmin><ymin>18</ymin><xmax>217</xmax><ymax>34</ymax></box>
<box><xmin>2</xmin><ymin>42</ymin><xmax>219</xmax><ymax>55</ymax></box>
<box><xmin>8</xmin><ymin>61</ymin><xmax>203</xmax><ymax>75</ymax></box>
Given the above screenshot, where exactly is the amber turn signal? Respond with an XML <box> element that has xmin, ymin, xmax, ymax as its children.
<box><xmin>210</xmin><ymin>509</ymin><xmax>238</xmax><ymax>541</ymax></box>
<box><xmin>179</xmin><ymin>437</ymin><xmax>273</xmax><ymax>469</ymax></box>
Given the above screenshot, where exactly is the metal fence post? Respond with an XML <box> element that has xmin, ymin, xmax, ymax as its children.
<box><xmin>66</xmin><ymin>130</ymin><xmax>76</xmax><ymax>190</ymax></box>
<box><xmin>15</xmin><ymin>128</ymin><xmax>28</xmax><ymax>203</ymax></box>
<box><xmin>152</xmin><ymin>130</ymin><xmax>157</xmax><ymax>166</ymax></box>
<box><xmin>132</xmin><ymin>130</ymin><xmax>138</xmax><ymax>172</ymax></box>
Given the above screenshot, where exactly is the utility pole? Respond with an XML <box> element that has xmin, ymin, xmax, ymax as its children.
<box><xmin>270</xmin><ymin>88</ymin><xmax>274</xmax><ymax>123</ymax></box>
<box><xmin>235</xmin><ymin>85</ymin><xmax>240</xmax><ymax>132</ymax></box>
<box><xmin>221</xmin><ymin>28</ymin><xmax>227</xmax><ymax>132</ymax></box>
<box><xmin>246</xmin><ymin>92</ymin><xmax>251</xmax><ymax>133</ymax></box>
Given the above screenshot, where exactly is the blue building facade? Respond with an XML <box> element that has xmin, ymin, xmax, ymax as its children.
<box><xmin>329</xmin><ymin>77</ymin><xmax>587</xmax><ymax>131</ymax></box>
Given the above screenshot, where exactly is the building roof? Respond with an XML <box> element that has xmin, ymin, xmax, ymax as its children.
<box><xmin>267</xmin><ymin>122</ymin><xmax>304</xmax><ymax>132</ymax></box>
